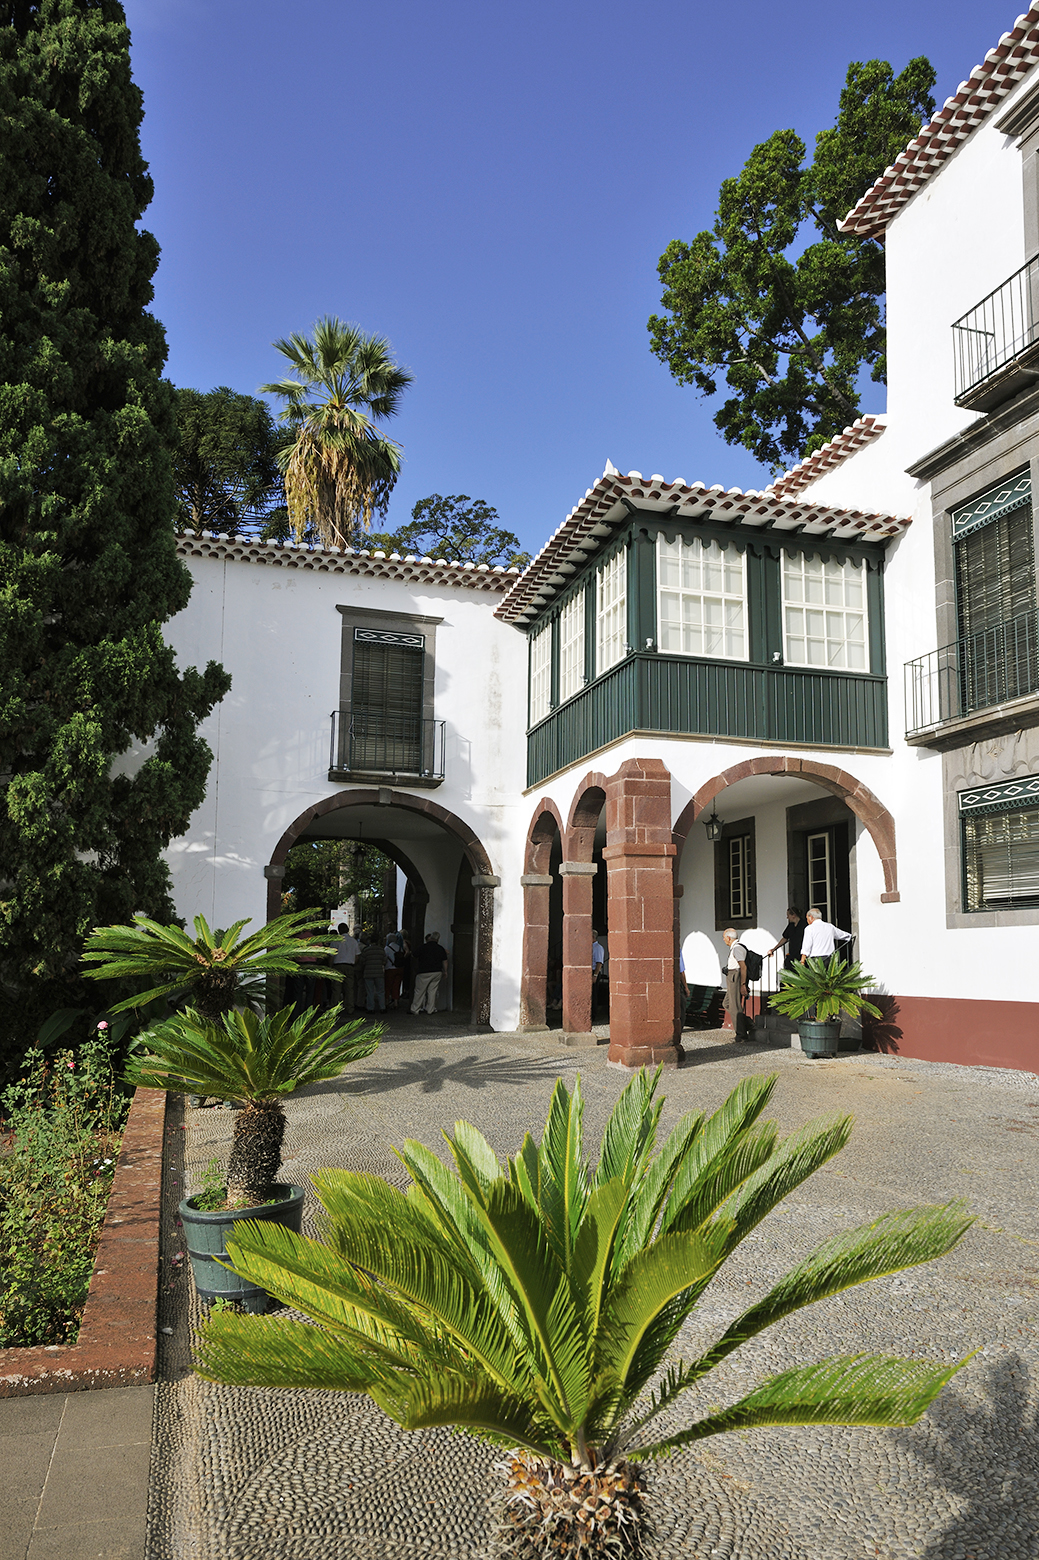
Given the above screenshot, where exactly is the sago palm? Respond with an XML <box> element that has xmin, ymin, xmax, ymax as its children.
<box><xmin>771</xmin><ymin>953</ymin><xmax>883</xmax><ymax>1025</ymax></box>
<box><xmin>128</xmin><ymin>1005</ymin><xmax>380</xmax><ymax>1205</ymax></box>
<box><xmin>82</xmin><ymin>910</ymin><xmax>341</xmax><ymax>1020</ymax></box>
<box><xmin>195</xmin><ymin>1070</ymin><xmax>973</xmax><ymax>1555</ymax></box>
<box><xmin>262</xmin><ymin>316</ymin><xmax>413</xmax><ymax>549</ymax></box>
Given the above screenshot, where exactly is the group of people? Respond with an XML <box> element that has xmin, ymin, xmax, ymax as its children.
<box><xmin>330</xmin><ymin>925</ymin><xmax>450</xmax><ymax>1016</ymax></box>
<box><xmin>721</xmin><ymin>906</ymin><xmax>853</xmax><ymax>1041</ymax></box>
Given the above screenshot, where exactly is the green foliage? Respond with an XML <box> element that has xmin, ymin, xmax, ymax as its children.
<box><xmin>369</xmin><ymin>494</ymin><xmax>531</xmax><ymax>569</ymax></box>
<box><xmin>262</xmin><ymin>316</ymin><xmax>413</xmax><ymax>549</ymax></box>
<box><xmin>770</xmin><ymin>954</ymin><xmax>884</xmax><ymax>1024</ymax></box>
<box><xmin>172</xmin><ymin>386</ymin><xmax>286</xmax><ymax>537</ymax></box>
<box><xmin>0</xmin><ymin>0</ymin><xmax>230</xmax><ymax>1065</ymax></box>
<box><xmin>196</xmin><ymin>1070</ymin><xmax>971</xmax><ymax>1512</ymax></box>
<box><xmin>648</xmin><ymin>57</ymin><xmax>936</xmax><ymax>468</ymax></box>
<box><xmin>130</xmin><ymin>1003</ymin><xmax>380</xmax><ymax>1203</ymax></box>
<box><xmin>82</xmin><ymin>909</ymin><xmax>342</xmax><ymax>1020</ymax></box>
<box><xmin>0</xmin><ymin>1026</ymin><xmax>130</xmax><ymax>1347</ymax></box>
<box><xmin>282</xmin><ymin>839</ymin><xmax>389</xmax><ymax>922</ymax></box>
<box><xmin>193</xmin><ymin>1156</ymin><xmax>227</xmax><ymax>1213</ymax></box>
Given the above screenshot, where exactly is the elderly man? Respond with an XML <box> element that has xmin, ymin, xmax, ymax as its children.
<box><xmin>800</xmin><ymin>907</ymin><xmax>853</xmax><ymax>963</ymax></box>
<box><xmin>722</xmin><ymin>928</ymin><xmax>752</xmax><ymax>1041</ymax></box>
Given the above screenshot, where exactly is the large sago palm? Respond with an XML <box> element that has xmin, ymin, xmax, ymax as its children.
<box><xmin>195</xmin><ymin>1071</ymin><xmax>973</xmax><ymax>1556</ymax></box>
<box><xmin>262</xmin><ymin>316</ymin><xmax>413</xmax><ymax>549</ymax></box>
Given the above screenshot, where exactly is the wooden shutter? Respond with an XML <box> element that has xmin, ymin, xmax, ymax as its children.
<box><xmin>351</xmin><ymin>630</ymin><xmax>424</xmax><ymax>770</ymax></box>
<box><xmin>955</xmin><ymin>507</ymin><xmax>1037</xmax><ymax>707</ymax></box>
<box><xmin>963</xmin><ymin>805</ymin><xmax>1039</xmax><ymax>909</ymax></box>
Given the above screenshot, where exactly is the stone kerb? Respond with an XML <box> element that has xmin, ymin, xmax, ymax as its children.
<box><xmin>0</xmin><ymin>1087</ymin><xmax>167</xmax><ymax>1397</ymax></box>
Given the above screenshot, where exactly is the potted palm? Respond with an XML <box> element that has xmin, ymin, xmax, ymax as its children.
<box><xmin>769</xmin><ymin>953</ymin><xmax>883</xmax><ymax>1058</ymax></box>
<box><xmin>126</xmin><ymin>1004</ymin><xmax>379</xmax><ymax>1310</ymax></box>
<box><xmin>195</xmin><ymin>1069</ymin><xmax>972</xmax><ymax>1554</ymax></box>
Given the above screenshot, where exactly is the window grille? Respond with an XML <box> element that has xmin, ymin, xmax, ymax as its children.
<box><xmin>596</xmin><ymin>550</ymin><xmax>627</xmax><ymax>675</ymax></box>
<box><xmin>558</xmin><ymin>592</ymin><xmax>585</xmax><ymax>702</ymax></box>
<box><xmin>963</xmin><ymin>805</ymin><xmax>1039</xmax><ymax>910</ymax></box>
<box><xmin>529</xmin><ymin>624</ymin><xmax>552</xmax><ymax>725</ymax></box>
<box><xmin>783</xmin><ymin>554</ymin><xmax>868</xmax><ymax>670</ymax></box>
<box><xmin>657</xmin><ymin>535</ymin><xmax>747</xmax><ymax>659</ymax></box>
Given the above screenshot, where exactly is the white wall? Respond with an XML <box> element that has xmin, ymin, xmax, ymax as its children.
<box><xmin>163</xmin><ymin>552</ymin><xmax>530</xmax><ymax>1030</ymax></box>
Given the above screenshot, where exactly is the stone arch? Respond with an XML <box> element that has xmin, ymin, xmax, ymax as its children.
<box><xmin>267</xmin><ymin>788</ymin><xmax>498</xmax><ymax>1024</ymax></box>
<box><xmin>671</xmin><ymin>756</ymin><xmax>899</xmax><ymax>901</ymax></box>
<box><xmin>520</xmin><ymin>799</ymin><xmax>564</xmax><ymax>1030</ymax></box>
<box><xmin>565</xmin><ymin>772</ymin><xmax>609</xmax><ymax>859</ymax></box>
<box><xmin>561</xmin><ymin>775</ymin><xmax>609</xmax><ymax>1038</ymax></box>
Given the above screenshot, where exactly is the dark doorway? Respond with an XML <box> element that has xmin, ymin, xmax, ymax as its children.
<box><xmin>787</xmin><ymin>797</ymin><xmax>854</xmax><ymax>938</ymax></box>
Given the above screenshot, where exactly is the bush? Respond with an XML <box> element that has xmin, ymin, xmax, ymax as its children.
<box><xmin>0</xmin><ymin>1027</ymin><xmax>131</xmax><ymax>1347</ymax></box>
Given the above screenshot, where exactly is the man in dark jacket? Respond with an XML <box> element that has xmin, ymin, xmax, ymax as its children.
<box><xmin>410</xmin><ymin>932</ymin><xmax>449</xmax><ymax>1014</ymax></box>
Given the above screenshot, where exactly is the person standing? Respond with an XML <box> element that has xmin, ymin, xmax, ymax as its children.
<box><xmin>591</xmin><ymin>930</ymin><xmax>607</xmax><ymax>1022</ymax></box>
<box><xmin>767</xmin><ymin>907</ymin><xmax>807</xmax><ymax>970</ymax></box>
<box><xmin>723</xmin><ymin>928</ymin><xmax>752</xmax><ymax>1041</ymax></box>
<box><xmin>799</xmin><ymin>908</ymin><xmax>853</xmax><ymax>963</ymax></box>
<box><xmin>384</xmin><ymin>932</ymin><xmax>404</xmax><ymax>1009</ymax></box>
<box><xmin>411</xmin><ymin>932</ymin><xmax>449</xmax><ymax>1014</ymax></box>
<box><xmin>359</xmin><ymin>936</ymin><xmax>387</xmax><ymax>1013</ymax></box>
<box><xmin>332</xmin><ymin>922</ymin><xmax>360</xmax><ymax>1015</ymax></box>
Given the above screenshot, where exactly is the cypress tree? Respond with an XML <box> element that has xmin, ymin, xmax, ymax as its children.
<box><xmin>0</xmin><ymin>0</ymin><xmax>230</xmax><ymax>1060</ymax></box>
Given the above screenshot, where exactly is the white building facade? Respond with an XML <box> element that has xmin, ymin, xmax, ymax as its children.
<box><xmin>163</xmin><ymin>4</ymin><xmax>1039</xmax><ymax>1073</ymax></box>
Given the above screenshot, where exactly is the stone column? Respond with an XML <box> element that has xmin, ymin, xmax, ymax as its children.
<box><xmin>558</xmin><ymin>860</ymin><xmax>598</xmax><ymax>1047</ymax></box>
<box><xmin>604</xmin><ymin>758</ymin><xmax>681</xmax><ymax>1069</ymax></box>
<box><xmin>519</xmin><ymin>873</ymin><xmax>553</xmax><ymax>1029</ymax></box>
<box><xmin>470</xmin><ymin>874</ymin><xmax>499</xmax><ymax>1027</ymax></box>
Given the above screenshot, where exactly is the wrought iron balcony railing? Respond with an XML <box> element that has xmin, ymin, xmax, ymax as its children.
<box><xmin>904</xmin><ymin>609</ymin><xmax>1039</xmax><ymax>736</ymax></box>
<box><xmin>329</xmin><ymin>710</ymin><xmax>445</xmax><ymax>782</ymax></box>
<box><xmin>952</xmin><ymin>256</ymin><xmax>1039</xmax><ymax>409</ymax></box>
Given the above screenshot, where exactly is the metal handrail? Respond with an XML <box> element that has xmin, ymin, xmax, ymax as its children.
<box><xmin>904</xmin><ymin>608</ymin><xmax>1039</xmax><ymax>735</ymax></box>
<box><xmin>329</xmin><ymin>710</ymin><xmax>446</xmax><ymax>779</ymax></box>
<box><xmin>952</xmin><ymin>255</ymin><xmax>1039</xmax><ymax>400</ymax></box>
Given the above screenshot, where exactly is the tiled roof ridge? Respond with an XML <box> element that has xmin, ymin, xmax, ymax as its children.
<box><xmin>767</xmin><ymin>415</ymin><xmax>887</xmax><ymax>498</ymax></box>
<box><xmin>494</xmin><ymin>464</ymin><xmax>910</xmax><ymax>625</ymax></box>
<box><xmin>175</xmin><ymin>532</ymin><xmax>520</xmax><ymax>591</ymax></box>
<box><xmin>841</xmin><ymin>5</ymin><xmax>1039</xmax><ymax>237</ymax></box>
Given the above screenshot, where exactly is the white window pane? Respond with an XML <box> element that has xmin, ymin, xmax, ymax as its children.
<box><xmin>656</xmin><ymin>534</ymin><xmax>746</xmax><ymax>662</ymax></box>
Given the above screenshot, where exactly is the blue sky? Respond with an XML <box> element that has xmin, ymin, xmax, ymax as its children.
<box><xmin>125</xmin><ymin>0</ymin><xmax>1020</xmax><ymax>555</ymax></box>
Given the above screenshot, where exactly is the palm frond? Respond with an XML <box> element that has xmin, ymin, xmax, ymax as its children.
<box><xmin>594</xmin><ymin>1065</ymin><xmax>664</xmax><ymax>1190</ymax></box>
<box><xmin>537</xmin><ymin>1075</ymin><xmax>589</xmax><ymax>1269</ymax></box>
<box><xmin>660</xmin><ymin>1073</ymin><xmax>777</xmax><ymax>1232</ymax></box>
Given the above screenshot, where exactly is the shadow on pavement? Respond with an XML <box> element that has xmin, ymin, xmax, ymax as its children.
<box><xmin>304</xmin><ymin>1051</ymin><xmax>575</xmax><ymax>1097</ymax></box>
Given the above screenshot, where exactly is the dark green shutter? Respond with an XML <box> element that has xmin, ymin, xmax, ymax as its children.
<box><xmin>351</xmin><ymin>631</ymin><xmax>424</xmax><ymax>770</ymax></box>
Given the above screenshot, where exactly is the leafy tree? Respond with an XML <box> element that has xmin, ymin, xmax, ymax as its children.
<box><xmin>648</xmin><ymin>58</ymin><xmax>936</xmax><ymax>469</ymax></box>
<box><xmin>196</xmin><ymin>1070</ymin><xmax>971</xmax><ymax>1557</ymax></box>
<box><xmin>262</xmin><ymin>316</ymin><xmax>413</xmax><ymax>549</ymax></box>
<box><xmin>172</xmin><ymin>386</ymin><xmax>286</xmax><ymax>536</ymax></box>
<box><xmin>0</xmin><ymin>0</ymin><xmax>230</xmax><ymax>1065</ymax></box>
<box><xmin>369</xmin><ymin>493</ymin><xmax>530</xmax><ymax>567</ymax></box>
<box><xmin>282</xmin><ymin>839</ymin><xmax>392</xmax><ymax>926</ymax></box>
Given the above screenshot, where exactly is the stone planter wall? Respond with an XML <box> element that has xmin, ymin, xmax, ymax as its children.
<box><xmin>0</xmin><ymin>1086</ymin><xmax>168</xmax><ymax>1396</ymax></box>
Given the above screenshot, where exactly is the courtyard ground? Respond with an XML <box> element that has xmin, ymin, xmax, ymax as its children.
<box><xmin>12</xmin><ymin>1015</ymin><xmax>1036</xmax><ymax>1560</ymax></box>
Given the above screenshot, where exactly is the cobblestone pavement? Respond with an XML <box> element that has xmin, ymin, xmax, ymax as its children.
<box><xmin>146</xmin><ymin>1018</ymin><xmax>1039</xmax><ymax>1560</ymax></box>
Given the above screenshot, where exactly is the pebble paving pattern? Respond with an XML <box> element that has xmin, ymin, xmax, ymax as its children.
<box><xmin>145</xmin><ymin>1017</ymin><xmax>1039</xmax><ymax>1560</ymax></box>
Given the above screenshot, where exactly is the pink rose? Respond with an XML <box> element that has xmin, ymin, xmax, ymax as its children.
<box><xmin>97</xmin><ymin>1021</ymin><xmax>109</xmax><ymax>1031</ymax></box>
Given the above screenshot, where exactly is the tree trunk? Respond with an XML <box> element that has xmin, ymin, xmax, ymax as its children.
<box><xmin>226</xmin><ymin>1101</ymin><xmax>286</xmax><ymax>1205</ymax></box>
<box><xmin>492</xmin><ymin>1451</ymin><xmax>645</xmax><ymax>1558</ymax></box>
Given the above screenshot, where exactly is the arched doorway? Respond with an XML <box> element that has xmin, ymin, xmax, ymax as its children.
<box><xmin>267</xmin><ymin>789</ymin><xmax>498</xmax><ymax>1025</ymax></box>
<box><xmin>563</xmin><ymin>777</ymin><xmax>608</xmax><ymax>1039</ymax></box>
<box><xmin>520</xmin><ymin>802</ymin><xmax>564</xmax><ymax>1030</ymax></box>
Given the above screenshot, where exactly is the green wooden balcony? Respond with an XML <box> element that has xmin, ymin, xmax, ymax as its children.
<box><xmin>526</xmin><ymin>653</ymin><xmax>888</xmax><ymax>786</ymax></box>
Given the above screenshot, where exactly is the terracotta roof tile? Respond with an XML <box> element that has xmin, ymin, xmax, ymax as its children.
<box><xmin>175</xmin><ymin>534</ymin><xmax>519</xmax><ymax>592</ymax></box>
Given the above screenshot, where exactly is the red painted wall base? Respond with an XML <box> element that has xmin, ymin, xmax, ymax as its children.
<box><xmin>867</xmin><ymin>995</ymin><xmax>1038</xmax><ymax>1074</ymax></box>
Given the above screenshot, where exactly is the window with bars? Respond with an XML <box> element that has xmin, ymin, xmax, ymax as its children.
<box><xmin>783</xmin><ymin>554</ymin><xmax>868</xmax><ymax>670</ymax></box>
<box><xmin>529</xmin><ymin>623</ymin><xmax>552</xmax><ymax>725</ymax></box>
<box><xmin>963</xmin><ymin>804</ymin><xmax>1039</xmax><ymax>910</ymax></box>
<box><xmin>558</xmin><ymin>591</ymin><xmax>586</xmax><ymax>702</ymax></box>
<box><xmin>350</xmin><ymin>631</ymin><xmax>424</xmax><ymax>770</ymax></box>
<box><xmin>657</xmin><ymin>535</ymin><xmax>747</xmax><ymax>659</ymax></box>
<box><xmin>596</xmin><ymin>550</ymin><xmax>627</xmax><ymax>674</ymax></box>
<box><xmin>954</xmin><ymin>504</ymin><xmax>1037</xmax><ymax>709</ymax></box>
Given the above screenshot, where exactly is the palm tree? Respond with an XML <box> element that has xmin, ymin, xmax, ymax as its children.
<box><xmin>82</xmin><ymin>910</ymin><xmax>341</xmax><ymax>1021</ymax></box>
<box><xmin>195</xmin><ymin>1070</ymin><xmax>973</xmax><ymax>1555</ymax></box>
<box><xmin>262</xmin><ymin>317</ymin><xmax>414</xmax><ymax>549</ymax></box>
<box><xmin>127</xmin><ymin>1005</ymin><xmax>379</xmax><ymax>1205</ymax></box>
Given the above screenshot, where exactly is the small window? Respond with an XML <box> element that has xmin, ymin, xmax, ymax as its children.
<box><xmin>596</xmin><ymin>550</ymin><xmax>627</xmax><ymax>674</ymax></box>
<box><xmin>963</xmin><ymin>805</ymin><xmax>1039</xmax><ymax>910</ymax></box>
<box><xmin>783</xmin><ymin>554</ymin><xmax>868</xmax><ymax>670</ymax></box>
<box><xmin>806</xmin><ymin>830</ymin><xmax>833</xmax><ymax>923</ymax></box>
<box><xmin>558</xmin><ymin>592</ymin><xmax>585</xmax><ymax>702</ymax></box>
<box><xmin>657</xmin><ymin>535</ymin><xmax>747</xmax><ymax>659</ymax></box>
<box><xmin>714</xmin><ymin>817</ymin><xmax>756</xmax><ymax>928</ymax></box>
<box><xmin>529</xmin><ymin>624</ymin><xmax>552</xmax><ymax>725</ymax></box>
<box><xmin>727</xmin><ymin>835</ymin><xmax>753</xmax><ymax>921</ymax></box>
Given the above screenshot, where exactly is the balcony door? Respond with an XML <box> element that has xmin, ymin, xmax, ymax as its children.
<box><xmin>955</xmin><ymin>505</ymin><xmax>1037</xmax><ymax>711</ymax></box>
<box><xmin>350</xmin><ymin>629</ymin><xmax>424</xmax><ymax>773</ymax></box>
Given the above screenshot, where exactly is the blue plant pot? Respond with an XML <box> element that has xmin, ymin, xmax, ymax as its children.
<box><xmin>179</xmin><ymin>1183</ymin><xmax>305</xmax><ymax>1313</ymax></box>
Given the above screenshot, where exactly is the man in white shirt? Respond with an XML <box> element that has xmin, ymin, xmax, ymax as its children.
<box><xmin>591</xmin><ymin>932</ymin><xmax>606</xmax><ymax>1021</ymax></box>
<box><xmin>723</xmin><ymin>928</ymin><xmax>752</xmax><ymax>1041</ymax></box>
<box><xmin>332</xmin><ymin>923</ymin><xmax>361</xmax><ymax>1014</ymax></box>
<box><xmin>800</xmin><ymin>908</ymin><xmax>852</xmax><ymax>962</ymax></box>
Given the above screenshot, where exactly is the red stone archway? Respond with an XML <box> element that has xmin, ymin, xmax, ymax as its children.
<box><xmin>560</xmin><ymin>775</ymin><xmax>608</xmax><ymax>1040</ymax></box>
<box><xmin>267</xmin><ymin>789</ymin><xmax>498</xmax><ymax>1025</ymax></box>
<box><xmin>519</xmin><ymin>801</ymin><xmax>565</xmax><ymax>1029</ymax></box>
<box><xmin>671</xmin><ymin>755</ymin><xmax>899</xmax><ymax>901</ymax></box>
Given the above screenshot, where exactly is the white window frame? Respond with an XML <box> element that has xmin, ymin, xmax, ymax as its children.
<box><xmin>528</xmin><ymin>624</ymin><xmax>552</xmax><ymax>726</ymax></box>
<box><xmin>782</xmin><ymin>553</ymin><xmax>869</xmax><ymax>671</ymax></box>
<box><xmin>728</xmin><ymin>835</ymin><xmax>752</xmax><ymax>921</ymax></box>
<box><xmin>656</xmin><ymin>534</ymin><xmax>748</xmax><ymax>661</ymax></box>
<box><xmin>596</xmin><ymin>550</ymin><xmax>627</xmax><ymax>675</ymax></box>
<box><xmin>558</xmin><ymin>591</ymin><xmax>586</xmax><ymax>702</ymax></box>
